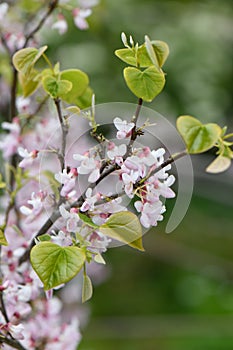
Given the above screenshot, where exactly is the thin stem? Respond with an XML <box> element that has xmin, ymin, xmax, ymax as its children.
<box><xmin>10</xmin><ymin>68</ymin><xmax>18</xmax><ymax>122</ymax></box>
<box><xmin>139</xmin><ymin>150</ymin><xmax>188</xmax><ymax>184</ymax></box>
<box><xmin>0</xmin><ymin>291</ymin><xmax>9</xmax><ymax>323</ymax></box>
<box><xmin>23</xmin><ymin>0</ymin><xmax>59</xmax><ymax>48</ymax></box>
<box><xmin>126</xmin><ymin>97</ymin><xmax>143</xmax><ymax>156</ymax></box>
<box><xmin>0</xmin><ymin>335</ymin><xmax>27</xmax><ymax>350</ymax></box>
<box><xmin>54</xmin><ymin>98</ymin><xmax>68</xmax><ymax>170</ymax></box>
<box><xmin>19</xmin><ymin>210</ymin><xmax>59</xmax><ymax>265</ymax></box>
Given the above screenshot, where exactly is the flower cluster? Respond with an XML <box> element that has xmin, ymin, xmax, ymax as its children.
<box><xmin>52</xmin><ymin>0</ymin><xmax>99</xmax><ymax>34</ymax></box>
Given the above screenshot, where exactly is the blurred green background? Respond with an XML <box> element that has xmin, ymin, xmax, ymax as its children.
<box><xmin>46</xmin><ymin>0</ymin><xmax>233</xmax><ymax>349</ymax></box>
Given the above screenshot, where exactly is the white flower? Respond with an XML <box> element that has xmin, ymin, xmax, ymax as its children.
<box><xmin>59</xmin><ymin>205</ymin><xmax>80</xmax><ymax>232</ymax></box>
<box><xmin>107</xmin><ymin>144</ymin><xmax>126</xmax><ymax>166</ymax></box>
<box><xmin>18</xmin><ymin>147</ymin><xmax>38</xmax><ymax>168</ymax></box>
<box><xmin>122</xmin><ymin>171</ymin><xmax>139</xmax><ymax>198</ymax></box>
<box><xmin>113</xmin><ymin>117</ymin><xmax>135</xmax><ymax>139</ymax></box>
<box><xmin>89</xmin><ymin>231</ymin><xmax>111</xmax><ymax>253</ymax></box>
<box><xmin>73</xmin><ymin>8</ymin><xmax>92</xmax><ymax>30</ymax></box>
<box><xmin>20</xmin><ymin>191</ymin><xmax>46</xmax><ymax>221</ymax></box>
<box><xmin>135</xmin><ymin>200</ymin><xmax>165</xmax><ymax>228</ymax></box>
<box><xmin>54</xmin><ymin>168</ymin><xmax>77</xmax><ymax>197</ymax></box>
<box><xmin>51</xmin><ymin>230</ymin><xmax>72</xmax><ymax>247</ymax></box>
<box><xmin>16</xmin><ymin>96</ymin><xmax>31</xmax><ymax>114</ymax></box>
<box><xmin>52</xmin><ymin>15</ymin><xmax>68</xmax><ymax>35</ymax></box>
<box><xmin>73</xmin><ymin>153</ymin><xmax>100</xmax><ymax>183</ymax></box>
<box><xmin>80</xmin><ymin>188</ymin><xmax>100</xmax><ymax>212</ymax></box>
<box><xmin>9</xmin><ymin>323</ymin><xmax>24</xmax><ymax>340</ymax></box>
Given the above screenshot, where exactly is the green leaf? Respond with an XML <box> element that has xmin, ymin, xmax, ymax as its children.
<box><xmin>94</xmin><ymin>253</ymin><xmax>106</xmax><ymax>264</ymax></box>
<box><xmin>206</xmin><ymin>155</ymin><xmax>231</xmax><ymax>174</ymax></box>
<box><xmin>0</xmin><ymin>228</ymin><xmax>8</xmax><ymax>246</ymax></box>
<box><xmin>59</xmin><ymin>69</ymin><xmax>89</xmax><ymax>104</ymax></box>
<box><xmin>151</xmin><ymin>40</ymin><xmax>170</xmax><ymax>68</ymax></box>
<box><xmin>42</xmin><ymin>76</ymin><xmax>72</xmax><ymax>98</ymax></box>
<box><xmin>0</xmin><ymin>174</ymin><xmax>6</xmax><ymax>189</ymax></box>
<box><xmin>115</xmin><ymin>48</ymin><xmax>137</xmax><ymax>67</ymax></box>
<box><xmin>124</xmin><ymin>66</ymin><xmax>165</xmax><ymax>102</ymax></box>
<box><xmin>30</xmin><ymin>242</ymin><xmax>86</xmax><ymax>290</ymax></box>
<box><xmin>19</xmin><ymin>69</ymin><xmax>40</xmax><ymax>97</ymax></box>
<box><xmin>177</xmin><ymin>116</ymin><xmax>222</xmax><ymax>154</ymax></box>
<box><xmin>79</xmin><ymin>213</ymin><xmax>99</xmax><ymax>229</ymax></box>
<box><xmin>13</xmin><ymin>46</ymin><xmax>48</xmax><ymax>76</ymax></box>
<box><xmin>76</xmin><ymin>86</ymin><xmax>93</xmax><ymax>109</ymax></box>
<box><xmin>144</xmin><ymin>36</ymin><xmax>160</xmax><ymax>69</ymax></box>
<box><xmin>82</xmin><ymin>274</ymin><xmax>93</xmax><ymax>303</ymax></box>
<box><xmin>99</xmin><ymin>211</ymin><xmax>144</xmax><ymax>251</ymax></box>
<box><xmin>115</xmin><ymin>41</ymin><xmax>169</xmax><ymax>68</ymax></box>
<box><xmin>37</xmin><ymin>234</ymin><xmax>51</xmax><ymax>242</ymax></box>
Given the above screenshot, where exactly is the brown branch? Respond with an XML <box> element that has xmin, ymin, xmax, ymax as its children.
<box><xmin>0</xmin><ymin>334</ymin><xmax>27</xmax><ymax>350</ymax></box>
<box><xmin>54</xmin><ymin>98</ymin><xmax>68</xmax><ymax>171</ymax></box>
<box><xmin>126</xmin><ymin>97</ymin><xmax>143</xmax><ymax>157</ymax></box>
<box><xmin>23</xmin><ymin>0</ymin><xmax>59</xmax><ymax>48</ymax></box>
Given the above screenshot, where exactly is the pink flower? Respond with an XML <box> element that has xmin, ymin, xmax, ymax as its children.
<box><xmin>89</xmin><ymin>231</ymin><xmax>111</xmax><ymax>253</ymax></box>
<box><xmin>50</xmin><ymin>230</ymin><xmax>72</xmax><ymax>247</ymax></box>
<box><xmin>9</xmin><ymin>323</ymin><xmax>25</xmax><ymax>340</ymax></box>
<box><xmin>73</xmin><ymin>153</ymin><xmax>100</xmax><ymax>183</ymax></box>
<box><xmin>134</xmin><ymin>200</ymin><xmax>165</xmax><ymax>228</ymax></box>
<box><xmin>80</xmin><ymin>188</ymin><xmax>101</xmax><ymax>212</ymax></box>
<box><xmin>16</xmin><ymin>96</ymin><xmax>31</xmax><ymax>114</ymax></box>
<box><xmin>18</xmin><ymin>147</ymin><xmax>38</xmax><ymax>168</ymax></box>
<box><xmin>107</xmin><ymin>143</ymin><xmax>126</xmax><ymax>166</ymax></box>
<box><xmin>122</xmin><ymin>171</ymin><xmax>139</xmax><ymax>198</ymax></box>
<box><xmin>54</xmin><ymin>168</ymin><xmax>77</xmax><ymax>197</ymax></box>
<box><xmin>73</xmin><ymin>8</ymin><xmax>92</xmax><ymax>30</ymax></box>
<box><xmin>20</xmin><ymin>191</ymin><xmax>46</xmax><ymax>222</ymax></box>
<box><xmin>59</xmin><ymin>205</ymin><xmax>80</xmax><ymax>232</ymax></box>
<box><xmin>113</xmin><ymin>117</ymin><xmax>134</xmax><ymax>139</ymax></box>
<box><xmin>52</xmin><ymin>14</ymin><xmax>68</xmax><ymax>35</ymax></box>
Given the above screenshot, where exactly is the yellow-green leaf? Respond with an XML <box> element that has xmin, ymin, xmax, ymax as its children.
<box><xmin>115</xmin><ymin>48</ymin><xmax>137</xmax><ymax>67</ymax></box>
<box><xmin>13</xmin><ymin>46</ymin><xmax>47</xmax><ymax>76</ymax></box>
<box><xmin>60</xmin><ymin>69</ymin><xmax>89</xmax><ymax>104</ymax></box>
<box><xmin>124</xmin><ymin>66</ymin><xmax>165</xmax><ymax>102</ymax></box>
<box><xmin>42</xmin><ymin>76</ymin><xmax>72</xmax><ymax>98</ymax></box>
<box><xmin>177</xmin><ymin>116</ymin><xmax>222</xmax><ymax>154</ymax></box>
<box><xmin>30</xmin><ymin>242</ymin><xmax>86</xmax><ymax>290</ymax></box>
<box><xmin>19</xmin><ymin>69</ymin><xmax>40</xmax><ymax>97</ymax></box>
<box><xmin>0</xmin><ymin>229</ymin><xmax>8</xmax><ymax>246</ymax></box>
<box><xmin>82</xmin><ymin>274</ymin><xmax>93</xmax><ymax>303</ymax></box>
<box><xmin>206</xmin><ymin>155</ymin><xmax>231</xmax><ymax>173</ymax></box>
<box><xmin>99</xmin><ymin>211</ymin><xmax>144</xmax><ymax>251</ymax></box>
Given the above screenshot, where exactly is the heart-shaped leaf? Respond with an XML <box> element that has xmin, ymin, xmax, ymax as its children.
<box><xmin>13</xmin><ymin>46</ymin><xmax>47</xmax><ymax>76</ymax></box>
<box><xmin>177</xmin><ymin>116</ymin><xmax>222</xmax><ymax>154</ymax></box>
<box><xmin>206</xmin><ymin>155</ymin><xmax>231</xmax><ymax>174</ymax></box>
<box><xmin>115</xmin><ymin>41</ymin><xmax>169</xmax><ymax>69</ymax></box>
<box><xmin>99</xmin><ymin>211</ymin><xmax>144</xmax><ymax>251</ymax></box>
<box><xmin>30</xmin><ymin>242</ymin><xmax>86</xmax><ymax>290</ymax></box>
<box><xmin>115</xmin><ymin>48</ymin><xmax>137</xmax><ymax>67</ymax></box>
<box><xmin>42</xmin><ymin>76</ymin><xmax>72</xmax><ymax>98</ymax></box>
<box><xmin>124</xmin><ymin>66</ymin><xmax>165</xmax><ymax>102</ymax></box>
<box><xmin>60</xmin><ymin>69</ymin><xmax>89</xmax><ymax>104</ymax></box>
<box><xmin>19</xmin><ymin>69</ymin><xmax>40</xmax><ymax>97</ymax></box>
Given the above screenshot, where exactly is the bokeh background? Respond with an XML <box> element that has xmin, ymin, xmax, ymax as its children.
<box><xmin>8</xmin><ymin>0</ymin><xmax>233</xmax><ymax>349</ymax></box>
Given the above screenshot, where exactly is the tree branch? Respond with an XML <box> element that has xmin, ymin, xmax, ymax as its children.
<box><xmin>54</xmin><ymin>98</ymin><xmax>68</xmax><ymax>170</ymax></box>
<box><xmin>23</xmin><ymin>0</ymin><xmax>59</xmax><ymax>48</ymax></box>
<box><xmin>0</xmin><ymin>334</ymin><xmax>27</xmax><ymax>350</ymax></box>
